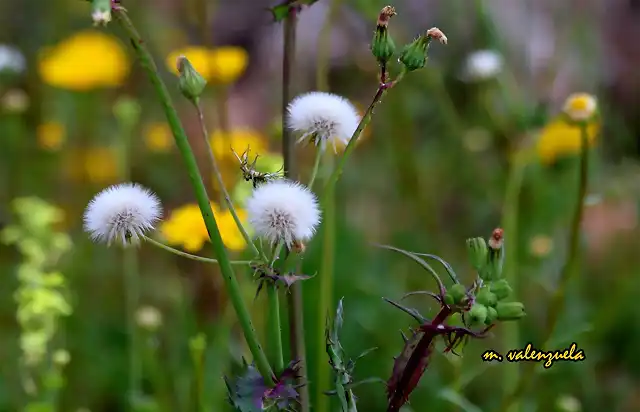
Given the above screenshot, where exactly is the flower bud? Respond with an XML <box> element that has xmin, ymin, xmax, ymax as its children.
<box><xmin>91</xmin><ymin>0</ymin><xmax>112</xmax><ymax>26</ymax></box>
<box><xmin>443</xmin><ymin>292</ymin><xmax>454</xmax><ymax>306</ymax></box>
<box><xmin>481</xmin><ymin>228</ymin><xmax>504</xmax><ymax>281</ymax></box>
<box><xmin>475</xmin><ymin>287</ymin><xmax>497</xmax><ymax>307</ymax></box>
<box><xmin>485</xmin><ymin>306</ymin><xmax>498</xmax><ymax>325</ymax></box>
<box><xmin>176</xmin><ymin>56</ymin><xmax>207</xmax><ymax>104</ymax></box>
<box><xmin>448</xmin><ymin>283</ymin><xmax>467</xmax><ymax>305</ymax></box>
<box><xmin>468</xmin><ymin>303</ymin><xmax>488</xmax><ymax>326</ymax></box>
<box><xmin>399</xmin><ymin>27</ymin><xmax>447</xmax><ymax>72</ymax></box>
<box><xmin>489</xmin><ymin>279</ymin><xmax>512</xmax><ymax>301</ymax></box>
<box><xmin>371</xmin><ymin>6</ymin><xmax>396</xmax><ymax>65</ymax></box>
<box><xmin>466</xmin><ymin>237</ymin><xmax>488</xmax><ymax>272</ymax></box>
<box><xmin>495</xmin><ymin>301</ymin><xmax>526</xmax><ymax>321</ymax></box>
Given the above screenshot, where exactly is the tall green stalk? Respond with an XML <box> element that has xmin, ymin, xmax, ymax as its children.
<box><xmin>498</xmin><ymin>124</ymin><xmax>590</xmax><ymax>412</ymax></box>
<box><xmin>267</xmin><ymin>286</ymin><xmax>285</xmax><ymax>374</ymax></box>
<box><xmin>113</xmin><ymin>9</ymin><xmax>275</xmax><ymax>385</ymax></box>
<box><xmin>314</xmin><ymin>1</ymin><xmax>341</xmax><ymax>409</ymax></box>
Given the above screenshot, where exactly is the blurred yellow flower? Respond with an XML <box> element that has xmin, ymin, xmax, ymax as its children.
<box><xmin>38</xmin><ymin>30</ymin><xmax>130</xmax><ymax>91</ymax></box>
<box><xmin>166</xmin><ymin>46</ymin><xmax>248</xmax><ymax>84</ymax></box>
<box><xmin>160</xmin><ymin>202</ymin><xmax>247</xmax><ymax>252</ymax></box>
<box><xmin>529</xmin><ymin>235</ymin><xmax>553</xmax><ymax>257</ymax></box>
<box><xmin>143</xmin><ymin>122</ymin><xmax>173</xmax><ymax>152</ymax></box>
<box><xmin>535</xmin><ymin>119</ymin><xmax>599</xmax><ymax>164</ymax></box>
<box><xmin>210</xmin><ymin>128</ymin><xmax>267</xmax><ymax>161</ymax></box>
<box><xmin>83</xmin><ymin>147</ymin><xmax>119</xmax><ymax>183</ymax></box>
<box><xmin>37</xmin><ymin>122</ymin><xmax>65</xmax><ymax>151</ymax></box>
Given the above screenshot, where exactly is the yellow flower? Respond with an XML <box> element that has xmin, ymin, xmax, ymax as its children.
<box><xmin>563</xmin><ymin>93</ymin><xmax>597</xmax><ymax>122</ymax></box>
<box><xmin>535</xmin><ymin>118</ymin><xmax>599</xmax><ymax>164</ymax></box>
<box><xmin>160</xmin><ymin>202</ymin><xmax>247</xmax><ymax>252</ymax></box>
<box><xmin>529</xmin><ymin>235</ymin><xmax>553</xmax><ymax>257</ymax></box>
<box><xmin>38</xmin><ymin>30</ymin><xmax>130</xmax><ymax>91</ymax></box>
<box><xmin>166</xmin><ymin>46</ymin><xmax>248</xmax><ymax>84</ymax></box>
<box><xmin>210</xmin><ymin>128</ymin><xmax>267</xmax><ymax>161</ymax></box>
<box><xmin>143</xmin><ymin>122</ymin><xmax>173</xmax><ymax>152</ymax></box>
<box><xmin>37</xmin><ymin>122</ymin><xmax>65</xmax><ymax>151</ymax></box>
<box><xmin>83</xmin><ymin>147</ymin><xmax>119</xmax><ymax>183</ymax></box>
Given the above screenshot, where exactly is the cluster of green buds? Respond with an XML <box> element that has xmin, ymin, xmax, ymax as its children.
<box><xmin>369</xmin><ymin>6</ymin><xmax>447</xmax><ymax>79</ymax></box>
<box><xmin>462</xmin><ymin>228</ymin><xmax>525</xmax><ymax>326</ymax></box>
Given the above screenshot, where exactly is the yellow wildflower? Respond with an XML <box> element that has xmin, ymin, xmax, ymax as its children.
<box><xmin>529</xmin><ymin>235</ymin><xmax>553</xmax><ymax>257</ymax></box>
<box><xmin>166</xmin><ymin>46</ymin><xmax>248</xmax><ymax>84</ymax></box>
<box><xmin>143</xmin><ymin>122</ymin><xmax>173</xmax><ymax>152</ymax></box>
<box><xmin>563</xmin><ymin>93</ymin><xmax>597</xmax><ymax>123</ymax></box>
<box><xmin>37</xmin><ymin>122</ymin><xmax>65</xmax><ymax>151</ymax></box>
<box><xmin>210</xmin><ymin>128</ymin><xmax>267</xmax><ymax>161</ymax></box>
<box><xmin>535</xmin><ymin>118</ymin><xmax>599</xmax><ymax>164</ymax></box>
<box><xmin>160</xmin><ymin>202</ymin><xmax>247</xmax><ymax>252</ymax></box>
<box><xmin>83</xmin><ymin>147</ymin><xmax>119</xmax><ymax>183</ymax></box>
<box><xmin>38</xmin><ymin>30</ymin><xmax>130</xmax><ymax>91</ymax></box>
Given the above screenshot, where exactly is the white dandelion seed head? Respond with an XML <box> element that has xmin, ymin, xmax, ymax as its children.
<box><xmin>462</xmin><ymin>49</ymin><xmax>503</xmax><ymax>81</ymax></box>
<box><xmin>246</xmin><ymin>179</ymin><xmax>321</xmax><ymax>247</ymax></box>
<box><xmin>83</xmin><ymin>183</ymin><xmax>162</xmax><ymax>246</ymax></box>
<box><xmin>286</xmin><ymin>91</ymin><xmax>360</xmax><ymax>153</ymax></box>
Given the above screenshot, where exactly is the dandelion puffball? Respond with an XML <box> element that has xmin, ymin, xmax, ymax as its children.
<box><xmin>286</xmin><ymin>91</ymin><xmax>360</xmax><ymax>153</ymax></box>
<box><xmin>246</xmin><ymin>179</ymin><xmax>321</xmax><ymax>247</ymax></box>
<box><xmin>83</xmin><ymin>183</ymin><xmax>162</xmax><ymax>246</ymax></box>
<box><xmin>462</xmin><ymin>49</ymin><xmax>503</xmax><ymax>81</ymax></box>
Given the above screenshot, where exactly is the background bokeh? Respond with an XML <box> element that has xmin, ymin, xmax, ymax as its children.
<box><xmin>1</xmin><ymin>0</ymin><xmax>639</xmax><ymax>411</ymax></box>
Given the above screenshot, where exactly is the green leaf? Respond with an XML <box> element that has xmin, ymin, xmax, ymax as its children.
<box><xmin>438</xmin><ymin>388</ymin><xmax>484</xmax><ymax>412</ymax></box>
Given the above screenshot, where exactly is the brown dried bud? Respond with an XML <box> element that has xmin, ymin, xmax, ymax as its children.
<box><xmin>426</xmin><ymin>27</ymin><xmax>448</xmax><ymax>45</ymax></box>
<box><xmin>292</xmin><ymin>240</ymin><xmax>306</xmax><ymax>254</ymax></box>
<box><xmin>488</xmin><ymin>228</ymin><xmax>504</xmax><ymax>250</ymax></box>
<box><xmin>377</xmin><ymin>6</ymin><xmax>397</xmax><ymax>27</ymax></box>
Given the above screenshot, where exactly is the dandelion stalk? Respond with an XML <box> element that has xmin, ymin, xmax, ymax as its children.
<box><xmin>194</xmin><ymin>102</ymin><xmax>261</xmax><ymax>258</ymax></box>
<box><xmin>113</xmin><ymin>9</ymin><xmax>275</xmax><ymax>385</ymax></box>
<box><xmin>499</xmin><ymin>123</ymin><xmax>590</xmax><ymax>412</ymax></box>
<box><xmin>267</xmin><ymin>285</ymin><xmax>285</xmax><ymax>374</ymax></box>
<box><xmin>142</xmin><ymin>235</ymin><xmax>252</xmax><ymax>265</ymax></box>
<box><xmin>113</xmin><ymin>97</ymin><xmax>142</xmax><ymax>408</ymax></box>
<box><xmin>307</xmin><ymin>148</ymin><xmax>323</xmax><ymax>190</ymax></box>
<box><xmin>280</xmin><ymin>5</ymin><xmax>310</xmax><ymax>409</ymax></box>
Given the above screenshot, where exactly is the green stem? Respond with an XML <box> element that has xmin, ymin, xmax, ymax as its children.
<box><xmin>500</xmin><ymin>152</ymin><xmax>527</xmax><ymax>409</ymax></box>
<box><xmin>307</xmin><ymin>148</ymin><xmax>323</xmax><ymax>190</ymax></box>
<box><xmin>195</xmin><ymin>102</ymin><xmax>261</xmax><ymax>258</ymax></box>
<box><xmin>316</xmin><ymin>152</ymin><xmax>336</xmax><ymax>412</ymax></box>
<box><xmin>281</xmin><ymin>6</ymin><xmax>309</xmax><ymax>410</ymax></box>
<box><xmin>267</xmin><ymin>286</ymin><xmax>284</xmax><ymax>374</ymax></box>
<box><xmin>322</xmin><ymin>72</ymin><xmax>404</xmax><ymax>198</ymax></box>
<box><xmin>498</xmin><ymin>124</ymin><xmax>590</xmax><ymax>412</ymax></box>
<box><xmin>142</xmin><ymin>235</ymin><xmax>251</xmax><ymax>265</ymax></box>
<box><xmin>123</xmin><ymin>247</ymin><xmax>141</xmax><ymax>408</ymax></box>
<box><xmin>114</xmin><ymin>9</ymin><xmax>275</xmax><ymax>385</ymax></box>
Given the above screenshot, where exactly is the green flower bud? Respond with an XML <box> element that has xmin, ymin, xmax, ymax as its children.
<box><xmin>496</xmin><ymin>301</ymin><xmax>526</xmax><ymax>321</ymax></box>
<box><xmin>476</xmin><ymin>288</ymin><xmax>497</xmax><ymax>307</ymax></box>
<box><xmin>399</xmin><ymin>27</ymin><xmax>447</xmax><ymax>72</ymax></box>
<box><xmin>468</xmin><ymin>303</ymin><xmax>488</xmax><ymax>326</ymax></box>
<box><xmin>449</xmin><ymin>283</ymin><xmax>467</xmax><ymax>305</ymax></box>
<box><xmin>490</xmin><ymin>279</ymin><xmax>512</xmax><ymax>301</ymax></box>
<box><xmin>176</xmin><ymin>56</ymin><xmax>207</xmax><ymax>104</ymax></box>
<box><xmin>480</xmin><ymin>228</ymin><xmax>504</xmax><ymax>281</ymax></box>
<box><xmin>443</xmin><ymin>292</ymin><xmax>454</xmax><ymax>306</ymax></box>
<box><xmin>371</xmin><ymin>6</ymin><xmax>397</xmax><ymax>65</ymax></box>
<box><xmin>466</xmin><ymin>237</ymin><xmax>488</xmax><ymax>272</ymax></box>
<box><xmin>485</xmin><ymin>306</ymin><xmax>498</xmax><ymax>325</ymax></box>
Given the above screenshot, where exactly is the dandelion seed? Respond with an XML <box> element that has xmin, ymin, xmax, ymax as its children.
<box><xmin>286</xmin><ymin>91</ymin><xmax>360</xmax><ymax>153</ymax></box>
<box><xmin>83</xmin><ymin>183</ymin><xmax>162</xmax><ymax>246</ymax></box>
<box><xmin>246</xmin><ymin>180</ymin><xmax>320</xmax><ymax>247</ymax></box>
